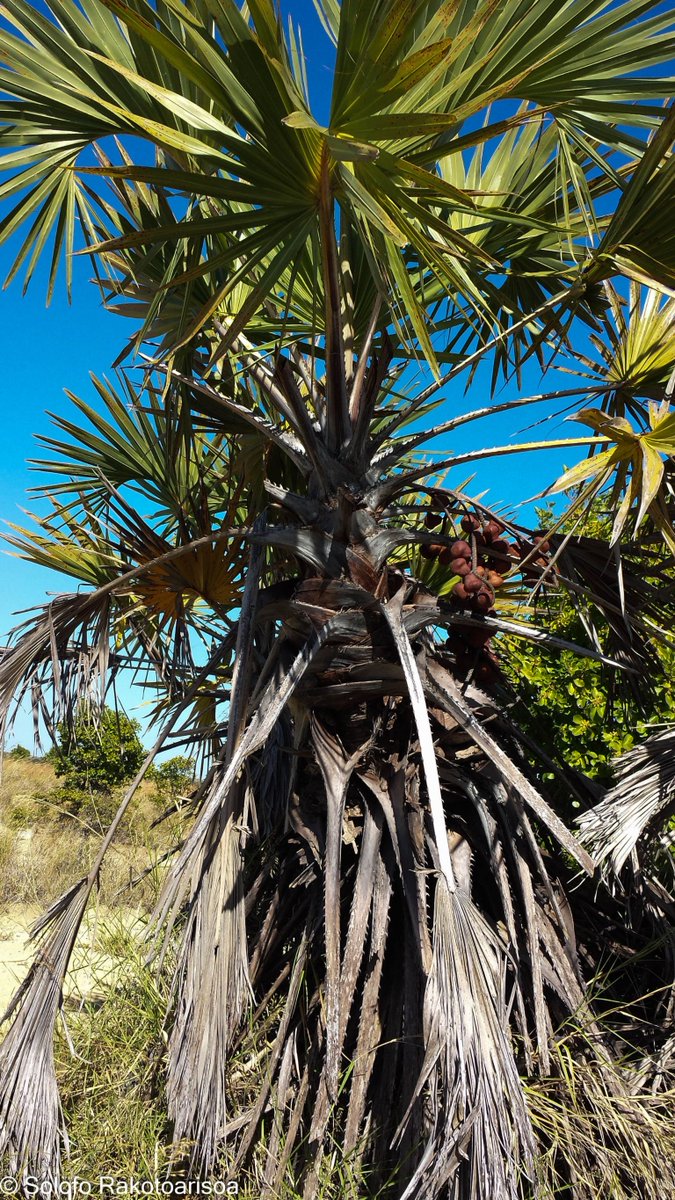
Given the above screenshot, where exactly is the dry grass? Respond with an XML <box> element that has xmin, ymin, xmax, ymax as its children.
<box><xmin>0</xmin><ymin>827</ymin><xmax>13</xmax><ymax>877</ymax></box>
<box><xmin>0</xmin><ymin>758</ymin><xmax>183</xmax><ymax>1174</ymax></box>
<box><xmin>0</xmin><ymin>825</ymin><xmax>87</xmax><ymax>906</ymax></box>
<box><xmin>0</xmin><ymin>755</ymin><xmax>179</xmax><ymax>910</ymax></box>
<box><xmin>0</xmin><ymin>755</ymin><xmax>56</xmax><ymax>828</ymax></box>
<box><xmin>54</xmin><ymin>931</ymin><xmax>389</xmax><ymax>1198</ymax></box>
<box><xmin>526</xmin><ymin>1036</ymin><xmax>675</xmax><ymax>1200</ymax></box>
<box><xmin>54</xmin><ymin>917</ymin><xmax>174</xmax><ymax>1179</ymax></box>
<box><xmin>0</xmin><ymin>826</ymin><xmax>169</xmax><ymax>910</ymax></box>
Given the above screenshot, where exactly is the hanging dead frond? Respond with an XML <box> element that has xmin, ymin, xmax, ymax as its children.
<box><xmin>166</xmin><ymin>800</ymin><xmax>251</xmax><ymax>1174</ymax></box>
<box><xmin>0</xmin><ymin>881</ymin><xmax>88</xmax><ymax>1184</ymax></box>
<box><xmin>551</xmin><ymin>532</ymin><xmax>672</xmax><ymax>685</ymax></box>
<box><xmin>164</xmin><ymin>534</ymin><xmax>264</xmax><ymax>1172</ymax></box>
<box><xmin>0</xmin><ymin>592</ymin><xmax>114</xmax><ymax>743</ymax></box>
<box><xmin>0</xmin><ymin>640</ymin><xmax>232</xmax><ymax>1183</ymax></box>
<box><xmin>383</xmin><ymin>587</ymin><xmax>535</xmax><ymax>1199</ymax></box>
<box><xmin>578</xmin><ymin>726</ymin><xmax>675</xmax><ymax>882</ymax></box>
<box><xmin>400</xmin><ymin>878</ymin><xmax>535</xmax><ymax>1200</ymax></box>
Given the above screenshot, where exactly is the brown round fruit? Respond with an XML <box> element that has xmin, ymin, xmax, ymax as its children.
<box><xmin>483</xmin><ymin>520</ymin><xmax>503</xmax><ymax>541</ymax></box>
<box><xmin>425</xmin><ymin>510</ymin><xmax>442</xmax><ymax>529</ymax></box>
<box><xmin>473</xmin><ymin>591</ymin><xmax>492</xmax><ymax>612</ymax></box>
<box><xmin>463</xmin><ymin>572</ymin><xmax>482</xmax><ymax>594</ymax></box>
<box><xmin>449</xmin><ymin>538</ymin><xmax>472</xmax><ymax>558</ymax></box>
<box><xmin>452</xmin><ymin>582</ymin><xmax>468</xmax><ymax>603</ymax></box>
<box><xmin>461</xmin><ymin>514</ymin><xmax>481</xmax><ymax>532</ymax></box>
<box><xmin>486</xmin><ymin>570</ymin><xmax>504</xmax><ymax>588</ymax></box>
<box><xmin>449</xmin><ymin>556</ymin><xmax>471</xmax><ymax>575</ymax></box>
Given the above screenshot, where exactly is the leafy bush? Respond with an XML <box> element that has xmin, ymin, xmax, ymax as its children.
<box><xmin>504</xmin><ymin>618</ymin><xmax>675</xmax><ymax>785</ymax></box>
<box><xmin>500</xmin><ymin>504</ymin><xmax>675</xmax><ymax>789</ymax></box>
<box><xmin>149</xmin><ymin>755</ymin><xmax>196</xmax><ymax>807</ymax></box>
<box><xmin>53</xmin><ymin>706</ymin><xmax>145</xmax><ymax>795</ymax></box>
<box><xmin>6</xmin><ymin>745</ymin><xmax>30</xmax><ymax>759</ymax></box>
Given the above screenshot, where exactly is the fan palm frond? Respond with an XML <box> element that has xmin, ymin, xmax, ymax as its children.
<box><xmin>0</xmin><ymin>0</ymin><xmax>674</xmax><ymax>367</ymax></box>
<box><xmin>578</xmin><ymin>726</ymin><xmax>675</xmax><ymax>882</ymax></box>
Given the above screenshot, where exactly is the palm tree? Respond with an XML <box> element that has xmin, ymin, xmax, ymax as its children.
<box><xmin>1</xmin><ymin>2</ymin><xmax>675</xmax><ymax>1196</ymax></box>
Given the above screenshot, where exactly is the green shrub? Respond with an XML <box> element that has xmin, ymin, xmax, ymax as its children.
<box><xmin>149</xmin><ymin>755</ymin><xmax>196</xmax><ymax>807</ymax></box>
<box><xmin>53</xmin><ymin>705</ymin><xmax>145</xmax><ymax>794</ymax></box>
<box><xmin>500</xmin><ymin>502</ymin><xmax>675</xmax><ymax>792</ymax></box>
<box><xmin>502</xmin><ymin>619</ymin><xmax>675</xmax><ymax>785</ymax></box>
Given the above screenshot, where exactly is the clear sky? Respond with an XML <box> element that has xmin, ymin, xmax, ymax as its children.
<box><xmin>0</xmin><ymin>0</ymin><xmax>654</xmax><ymax>747</ymax></box>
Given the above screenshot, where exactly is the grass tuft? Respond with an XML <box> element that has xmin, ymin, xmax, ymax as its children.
<box><xmin>526</xmin><ymin>1035</ymin><xmax>675</xmax><ymax>1199</ymax></box>
<box><xmin>55</xmin><ymin>917</ymin><xmax>174</xmax><ymax>1180</ymax></box>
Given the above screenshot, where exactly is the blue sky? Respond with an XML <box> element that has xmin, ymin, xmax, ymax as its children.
<box><xmin>0</xmin><ymin>0</ymin><xmax>659</xmax><ymax>747</ymax></box>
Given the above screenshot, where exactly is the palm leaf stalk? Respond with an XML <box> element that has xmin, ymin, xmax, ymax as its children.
<box><xmin>1</xmin><ymin>2</ymin><xmax>675</xmax><ymax>1197</ymax></box>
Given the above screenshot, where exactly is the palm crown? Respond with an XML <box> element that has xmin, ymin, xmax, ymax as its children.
<box><xmin>1</xmin><ymin>3</ymin><xmax>675</xmax><ymax>1198</ymax></box>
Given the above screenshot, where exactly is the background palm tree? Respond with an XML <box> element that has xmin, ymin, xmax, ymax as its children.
<box><xmin>1</xmin><ymin>2</ymin><xmax>675</xmax><ymax>1196</ymax></box>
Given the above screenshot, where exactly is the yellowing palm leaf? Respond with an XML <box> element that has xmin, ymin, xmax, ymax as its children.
<box><xmin>549</xmin><ymin>404</ymin><xmax>675</xmax><ymax>549</ymax></box>
<box><xmin>131</xmin><ymin>539</ymin><xmax>243</xmax><ymax>619</ymax></box>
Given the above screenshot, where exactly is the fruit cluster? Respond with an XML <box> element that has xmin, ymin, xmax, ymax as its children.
<box><xmin>421</xmin><ymin>512</ymin><xmax>512</xmax><ymax>614</ymax></box>
<box><xmin>419</xmin><ymin>508</ymin><xmax>555</xmax><ymax>688</ymax></box>
<box><xmin>422</xmin><ymin>511</ymin><xmax>554</xmax><ymax>601</ymax></box>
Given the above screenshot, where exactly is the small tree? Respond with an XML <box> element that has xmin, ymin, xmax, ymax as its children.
<box><xmin>150</xmin><ymin>756</ymin><xmax>196</xmax><ymax>808</ymax></box>
<box><xmin>53</xmin><ymin>706</ymin><xmax>144</xmax><ymax>794</ymax></box>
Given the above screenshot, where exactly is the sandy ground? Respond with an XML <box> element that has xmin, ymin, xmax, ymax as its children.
<box><xmin>0</xmin><ymin>903</ymin><xmax>147</xmax><ymax>1016</ymax></box>
<box><xmin>0</xmin><ymin>906</ymin><xmax>38</xmax><ymax>1014</ymax></box>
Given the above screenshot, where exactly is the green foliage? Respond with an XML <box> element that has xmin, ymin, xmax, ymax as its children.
<box><xmin>53</xmin><ymin>706</ymin><xmax>144</xmax><ymax>795</ymax></box>
<box><xmin>6</xmin><ymin>744</ymin><xmax>30</xmax><ymax>759</ymax></box>
<box><xmin>501</xmin><ymin>505</ymin><xmax>675</xmax><ymax>786</ymax></box>
<box><xmin>149</xmin><ymin>755</ymin><xmax>196</xmax><ymax>808</ymax></box>
<box><xmin>504</xmin><ymin>618</ymin><xmax>675</xmax><ymax>785</ymax></box>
